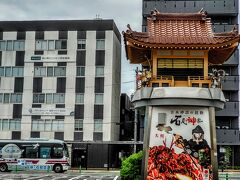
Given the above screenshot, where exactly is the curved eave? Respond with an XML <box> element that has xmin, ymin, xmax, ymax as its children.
<box><xmin>209</xmin><ymin>45</ymin><xmax>237</xmax><ymax>64</ymax></box>
<box><xmin>125</xmin><ymin>35</ymin><xmax>239</xmax><ymax>64</ymax></box>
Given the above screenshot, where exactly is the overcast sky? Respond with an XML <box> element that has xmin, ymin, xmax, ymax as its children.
<box><xmin>0</xmin><ymin>0</ymin><xmax>142</xmax><ymax>96</ymax></box>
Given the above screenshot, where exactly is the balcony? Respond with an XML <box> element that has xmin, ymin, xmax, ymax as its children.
<box><xmin>221</xmin><ymin>76</ymin><xmax>239</xmax><ymax>91</ymax></box>
<box><xmin>216</xmin><ymin>129</ymin><xmax>240</xmax><ymax>145</ymax></box>
<box><xmin>216</xmin><ymin>102</ymin><xmax>239</xmax><ymax>117</ymax></box>
<box><xmin>137</xmin><ymin>75</ymin><xmax>211</xmax><ymax>89</ymax></box>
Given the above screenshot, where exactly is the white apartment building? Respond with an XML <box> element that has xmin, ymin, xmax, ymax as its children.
<box><xmin>0</xmin><ymin>20</ymin><xmax>121</xmax><ymax>168</ymax></box>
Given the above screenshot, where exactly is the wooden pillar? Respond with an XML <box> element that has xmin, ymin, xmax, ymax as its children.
<box><xmin>152</xmin><ymin>50</ymin><xmax>157</xmax><ymax>79</ymax></box>
<box><xmin>204</xmin><ymin>51</ymin><xmax>209</xmax><ymax>77</ymax></box>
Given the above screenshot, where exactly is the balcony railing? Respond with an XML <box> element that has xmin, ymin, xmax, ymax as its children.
<box><xmin>136</xmin><ymin>75</ymin><xmax>212</xmax><ymax>89</ymax></box>
<box><xmin>216</xmin><ymin>129</ymin><xmax>240</xmax><ymax>145</ymax></box>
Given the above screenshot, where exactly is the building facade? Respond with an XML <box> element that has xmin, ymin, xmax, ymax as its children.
<box><xmin>142</xmin><ymin>0</ymin><xmax>240</xmax><ymax>166</ymax></box>
<box><xmin>0</xmin><ymin>20</ymin><xmax>121</xmax><ymax>168</ymax></box>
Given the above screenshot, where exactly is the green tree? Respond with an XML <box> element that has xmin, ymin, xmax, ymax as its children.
<box><xmin>120</xmin><ymin>151</ymin><xmax>143</xmax><ymax>180</ymax></box>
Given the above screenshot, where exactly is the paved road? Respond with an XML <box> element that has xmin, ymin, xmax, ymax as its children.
<box><xmin>0</xmin><ymin>171</ymin><xmax>120</xmax><ymax>180</ymax></box>
<box><xmin>1</xmin><ymin>171</ymin><xmax>240</xmax><ymax>180</ymax></box>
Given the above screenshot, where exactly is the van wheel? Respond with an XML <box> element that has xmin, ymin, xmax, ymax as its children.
<box><xmin>0</xmin><ymin>163</ymin><xmax>8</xmax><ymax>172</ymax></box>
<box><xmin>53</xmin><ymin>164</ymin><xmax>63</xmax><ymax>173</ymax></box>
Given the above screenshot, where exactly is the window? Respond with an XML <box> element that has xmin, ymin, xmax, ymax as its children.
<box><xmin>59</xmin><ymin>31</ymin><xmax>68</xmax><ymax>39</ymax></box>
<box><xmin>35</xmin><ymin>40</ymin><xmax>47</xmax><ymax>50</ymax></box>
<box><xmin>55</xmin><ymin>40</ymin><xmax>67</xmax><ymax>50</ymax></box>
<box><xmin>35</xmin><ymin>31</ymin><xmax>44</xmax><ymax>39</ymax></box>
<box><xmin>25</xmin><ymin>146</ymin><xmax>38</xmax><ymax>158</ymax></box>
<box><xmin>32</xmin><ymin>119</ymin><xmax>44</xmax><ymax>131</ymax></box>
<box><xmin>12</xmin><ymin>131</ymin><xmax>21</xmax><ymax>140</ymax></box>
<box><xmin>95</xmin><ymin>77</ymin><xmax>104</xmax><ymax>93</ymax></box>
<box><xmin>74</xmin><ymin>132</ymin><xmax>83</xmax><ymax>141</ymax></box>
<box><xmin>0</xmin><ymin>67</ymin><xmax>4</xmax><ymax>76</ymax></box>
<box><xmin>6</xmin><ymin>40</ymin><xmax>13</xmax><ymax>51</ymax></box>
<box><xmin>0</xmin><ymin>41</ymin><xmax>5</xmax><ymax>50</ymax></box>
<box><xmin>4</xmin><ymin>93</ymin><xmax>10</xmax><ymax>103</ymax></box>
<box><xmin>76</xmin><ymin>67</ymin><xmax>85</xmax><ymax>76</ymax></box>
<box><xmin>77</xmin><ymin>39</ymin><xmax>86</xmax><ymax>49</ymax></box>
<box><xmin>96</xmin><ymin>66</ymin><xmax>104</xmax><ymax>77</ymax></box>
<box><xmin>54</xmin><ymin>67</ymin><xmax>66</xmax><ymax>76</ymax></box>
<box><xmin>57</xmin><ymin>78</ymin><xmax>66</xmax><ymax>93</ymax></box>
<box><xmin>34</xmin><ymin>67</ymin><xmax>46</xmax><ymax>76</ymax></box>
<box><xmin>13</xmin><ymin>40</ymin><xmax>25</xmax><ymax>51</ymax></box>
<box><xmin>93</xmin><ymin>132</ymin><xmax>103</xmax><ymax>141</ymax></box>
<box><xmin>13</xmin><ymin>104</ymin><xmax>22</xmax><ymax>118</ymax></box>
<box><xmin>40</xmin><ymin>147</ymin><xmax>51</xmax><ymax>158</ymax></box>
<box><xmin>96</xmin><ymin>39</ymin><xmax>105</xmax><ymax>50</ymax></box>
<box><xmin>53</xmin><ymin>93</ymin><xmax>65</xmax><ymax>104</ymax></box>
<box><xmin>32</xmin><ymin>119</ymin><xmax>64</xmax><ymax>132</ymax></box>
<box><xmin>16</xmin><ymin>51</ymin><xmax>25</xmax><ymax>66</ymax></box>
<box><xmin>33</xmin><ymin>78</ymin><xmax>42</xmax><ymax>93</ymax></box>
<box><xmin>10</xmin><ymin>94</ymin><xmax>22</xmax><ymax>103</ymax></box>
<box><xmin>95</xmin><ymin>50</ymin><xmax>105</xmax><ymax>65</ymax></box>
<box><xmin>76</xmin><ymin>51</ymin><xmax>86</xmax><ymax>66</ymax></box>
<box><xmin>12</xmin><ymin>67</ymin><xmax>24</xmax><ymax>76</ymax></box>
<box><xmin>45</xmin><ymin>119</ymin><xmax>52</xmax><ymax>131</ymax></box>
<box><xmin>0</xmin><ymin>93</ymin><xmax>3</xmax><ymax>102</ymax></box>
<box><xmin>96</xmin><ymin>31</ymin><xmax>105</xmax><ymax>39</ymax></box>
<box><xmin>0</xmin><ymin>40</ymin><xmax>25</xmax><ymax>51</ymax></box>
<box><xmin>47</xmin><ymin>67</ymin><xmax>53</xmax><ymax>76</ymax></box>
<box><xmin>52</xmin><ymin>146</ymin><xmax>63</xmax><ymax>158</ymax></box>
<box><xmin>48</xmin><ymin>40</ymin><xmax>55</xmax><ymax>50</ymax></box>
<box><xmin>9</xmin><ymin>119</ymin><xmax>21</xmax><ymax>130</ymax></box>
<box><xmin>75</xmin><ymin>78</ymin><xmax>85</xmax><ymax>93</ymax></box>
<box><xmin>94</xmin><ymin>105</ymin><xmax>103</xmax><ymax>119</ymax></box>
<box><xmin>77</xmin><ymin>31</ymin><xmax>86</xmax><ymax>39</ymax></box>
<box><xmin>95</xmin><ymin>94</ymin><xmax>103</xmax><ymax>104</ymax></box>
<box><xmin>52</xmin><ymin>119</ymin><xmax>64</xmax><ymax>131</ymax></box>
<box><xmin>33</xmin><ymin>93</ymin><xmax>45</xmax><ymax>103</ymax></box>
<box><xmin>14</xmin><ymin>76</ymin><xmax>24</xmax><ymax>94</ymax></box>
<box><xmin>5</xmin><ymin>67</ymin><xmax>11</xmax><ymax>76</ymax></box>
<box><xmin>46</xmin><ymin>93</ymin><xmax>52</xmax><ymax>104</ymax></box>
<box><xmin>94</xmin><ymin>119</ymin><xmax>103</xmax><ymax>132</ymax></box>
<box><xmin>76</xmin><ymin>93</ymin><xmax>84</xmax><ymax>104</ymax></box>
<box><xmin>54</xmin><ymin>132</ymin><xmax>64</xmax><ymax>140</ymax></box>
<box><xmin>2</xmin><ymin>119</ymin><xmax>9</xmax><ymax>130</ymax></box>
<box><xmin>75</xmin><ymin>119</ymin><xmax>83</xmax><ymax>131</ymax></box>
<box><xmin>30</xmin><ymin>131</ymin><xmax>40</xmax><ymax>138</ymax></box>
<box><xmin>33</xmin><ymin>93</ymin><xmax>65</xmax><ymax>104</ymax></box>
<box><xmin>17</xmin><ymin>31</ymin><xmax>26</xmax><ymax>40</ymax></box>
<box><xmin>74</xmin><ymin>105</ymin><xmax>84</xmax><ymax>119</ymax></box>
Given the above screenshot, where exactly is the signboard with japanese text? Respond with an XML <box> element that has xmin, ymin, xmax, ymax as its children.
<box><xmin>25</xmin><ymin>108</ymin><xmax>74</xmax><ymax>116</ymax></box>
<box><xmin>26</xmin><ymin>55</ymin><xmax>74</xmax><ymax>63</ymax></box>
<box><xmin>147</xmin><ymin>106</ymin><xmax>211</xmax><ymax>180</ymax></box>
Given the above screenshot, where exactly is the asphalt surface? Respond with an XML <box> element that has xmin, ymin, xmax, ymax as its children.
<box><xmin>0</xmin><ymin>171</ymin><xmax>120</xmax><ymax>180</ymax></box>
<box><xmin>1</xmin><ymin>171</ymin><xmax>240</xmax><ymax>180</ymax></box>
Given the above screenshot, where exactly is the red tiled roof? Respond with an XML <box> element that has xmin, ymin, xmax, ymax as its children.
<box><xmin>123</xmin><ymin>10</ymin><xmax>240</xmax><ymax>64</ymax></box>
<box><xmin>125</xmin><ymin>10</ymin><xmax>239</xmax><ymax>46</ymax></box>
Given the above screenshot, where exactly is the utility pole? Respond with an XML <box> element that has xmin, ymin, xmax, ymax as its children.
<box><xmin>133</xmin><ymin>109</ymin><xmax>138</xmax><ymax>153</ymax></box>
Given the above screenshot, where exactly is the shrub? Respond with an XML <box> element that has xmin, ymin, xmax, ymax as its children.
<box><xmin>120</xmin><ymin>151</ymin><xmax>143</xmax><ymax>180</ymax></box>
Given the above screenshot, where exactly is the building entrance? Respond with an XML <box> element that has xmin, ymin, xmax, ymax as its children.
<box><xmin>72</xmin><ymin>149</ymin><xmax>87</xmax><ymax>169</ymax></box>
